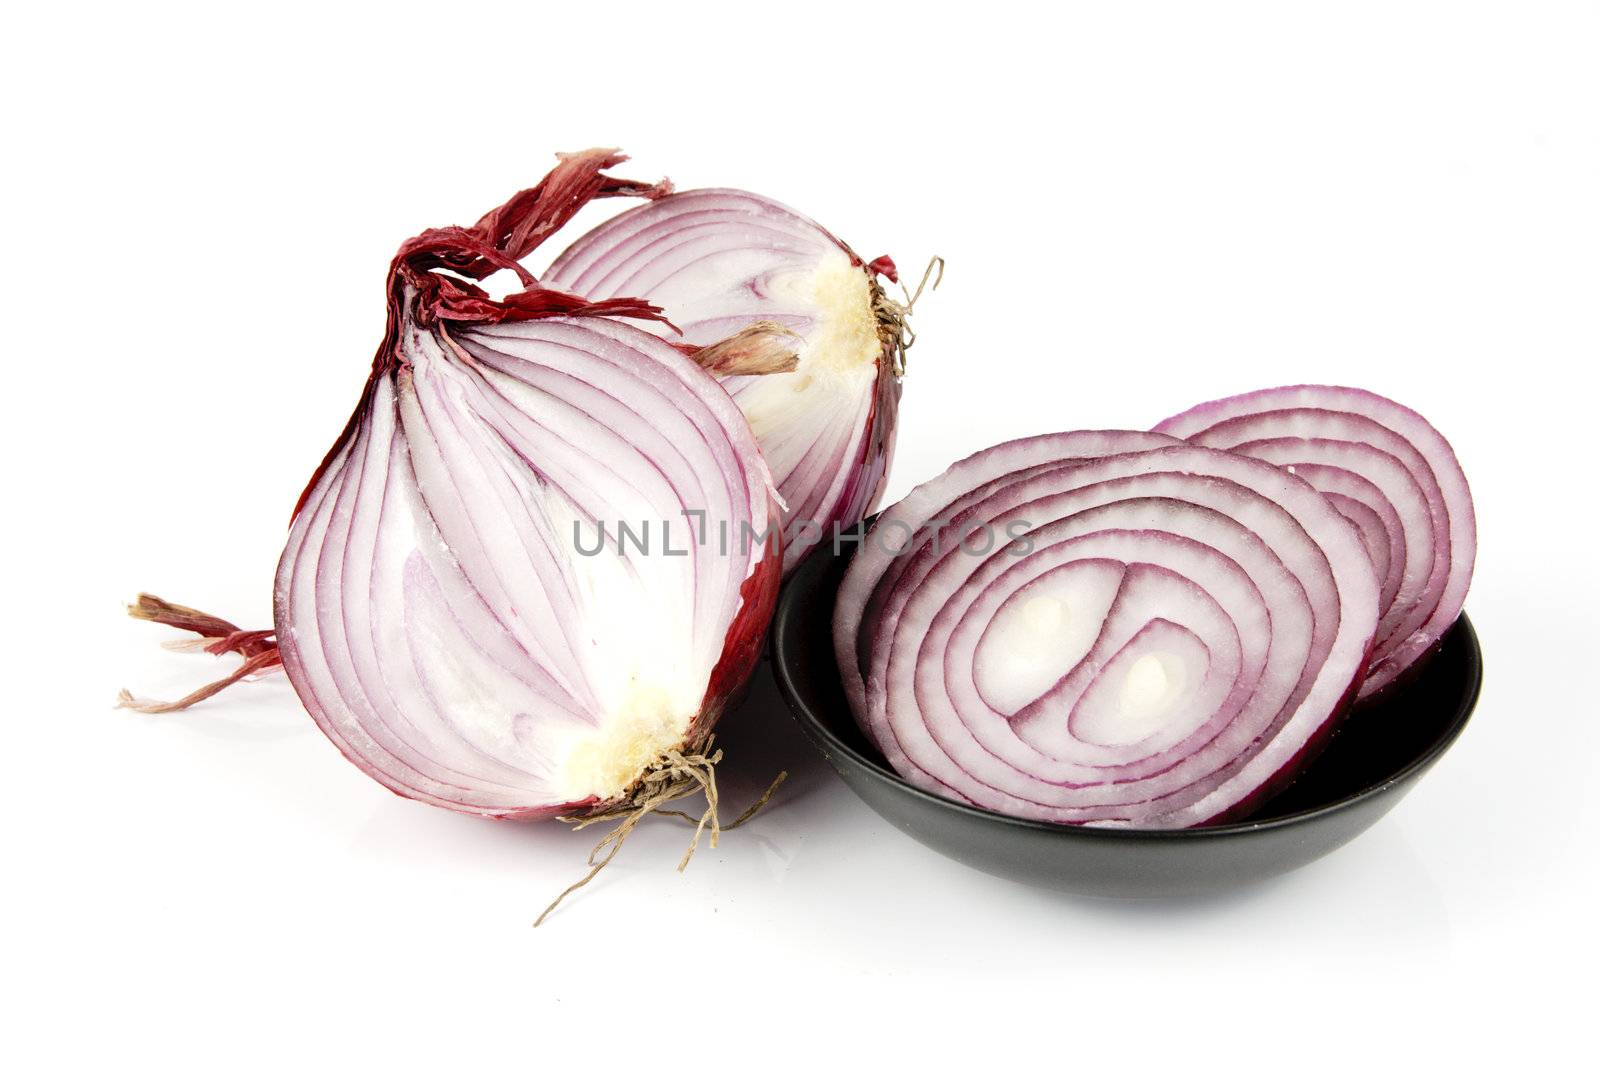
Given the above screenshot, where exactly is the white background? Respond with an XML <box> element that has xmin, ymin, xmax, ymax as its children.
<box><xmin>6</xmin><ymin>1</ymin><xmax>1597</xmax><ymax>1061</ymax></box>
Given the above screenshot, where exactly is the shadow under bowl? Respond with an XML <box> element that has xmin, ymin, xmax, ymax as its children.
<box><xmin>770</xmin><ymin>533</ymin><xmax>1482</xmax><ymax>898</ymax></box>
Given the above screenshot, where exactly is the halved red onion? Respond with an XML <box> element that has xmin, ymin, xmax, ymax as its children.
<box><xmin>272</xmin><ymin>152</ymin><xmax>782</xmax><ymax>819</ymax></box>
<box><xmin>545</xmin><ymin>189</ymin><xmax>909</xmax><ymax>574</ymax></box>
<box><xmin>1154</xmin><ymin>386</ymin><xmax>1475</xmax><ymax>698</ymax></box>
<box><xmin>834</xmin><ymin>437</ymin><xmax>1380</xmax><ymax>828</ymax></box>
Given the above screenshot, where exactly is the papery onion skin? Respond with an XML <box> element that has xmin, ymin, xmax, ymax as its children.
<box><xmin>545</xmin><ymin>188</ymin><xmax>904</xmax><ymax>575</ymax></box>
<box><xmin>835</xmin><ymin>435</ymin><xmax>1381</xmax><ymax>829</ymax></box>
<box><xmin>275</xmin><ymin>151</ymin><xmax>782</xmax><ymax>821</ymax></box>
<box><xmin>1154</xmin><ymin>385</ymin><xmax>1475</xmax><ymax>699</ymax></box>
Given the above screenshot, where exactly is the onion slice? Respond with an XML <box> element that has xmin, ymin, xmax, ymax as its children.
<box><xmin>1154</xmin><ymin>386</ymin><xmax>1475</xmax><ymax>697</ymax></box>
<box><xmin>834</xmin><ymin>437</ymin><xmax>1380</xmax><ymax>828</ymax></box>
<box><xmin>546</xmin><ymin>188</ymin><xmax>914</xmax><ymax>574</ymax></box>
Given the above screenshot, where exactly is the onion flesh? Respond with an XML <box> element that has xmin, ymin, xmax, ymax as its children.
<box><xmin>546</xmin><ymin>189</ymin><xmax>905</xmax><ymax>574</ymax></box>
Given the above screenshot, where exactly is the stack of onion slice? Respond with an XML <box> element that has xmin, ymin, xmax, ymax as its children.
<box><xmin>546</xmin><ymin>189</ymin><xmax>910</xmax><ymax>574</ymax></box>
<box><xmin>834</xmin><ymin>383</ymin><xmax>1473</xmax><ymax>829</ymax></box>
<box><xmin>835</xmin><ymin>435</ymin><xmax>1382</xmax><ymax>828</ymax></box>
<box><xmin>838</xmin><ymin>388</ymin><xmax>1472</xmax><ymax>831</ymax></box>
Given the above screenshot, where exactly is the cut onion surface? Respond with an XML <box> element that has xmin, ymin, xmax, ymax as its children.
<box><xmin>1154</xmin><ymin>386</ymin><xmax>1474</xmax><ymax>698</ymax></box>
<box><xmin>280</xmin><ymin>315</ymin><xmax>780</xmax><ymax>818</ymax></box>
<box><xmin>834</xmin><ymin>436</ymin><xmax>1381</xmax><ymax>828</ymax></box>
<box><xmin>546</xmin><ymin>189</ymin><xmax>920</xmax><ymax>575</ymax></box>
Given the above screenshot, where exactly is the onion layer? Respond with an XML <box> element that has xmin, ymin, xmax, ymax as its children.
<box><xmin>546</xmin><ymin>189</ymin><xmax>906</xmax><ymax>574</ymax></box>
<box><xmin>1154</xmin><ymin>386</ymin><xmax>1475</xmax><ymax>697</ymax></box>
<box><xmin>834</xmin><ymin>436</ymin><xmax>1380</xmax><ymax>828</ymax></box>
<box><xmin>275</xmin><ymin>152</ymin><xmax>781</xmax><ymax>818</ymax></box>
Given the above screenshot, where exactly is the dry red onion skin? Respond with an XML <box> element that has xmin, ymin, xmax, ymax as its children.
<box><xmin>546</xmin><ymin>188</ymin><xmax>902</xmax><ymax>575</ymax></box>
<box><xmin>835</xmin><ymin>436</ymin><xmax>1380</xmax><ymax>829</ymax></box>
<box><xmin>275</xmin><ymin>152</ymin><xmax>782</xmax><ymax>820</ymax></box>
<box><xmin>1154</xmin><ymin>386</ymin><xmax>1475</xmax><ymax>698</ymax></box>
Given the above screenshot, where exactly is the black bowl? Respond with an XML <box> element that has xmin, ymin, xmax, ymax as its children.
<box><xmin>770</xmin><ymin>533</ymin><xmax>1482</xmax><ymax>897</ymax></box>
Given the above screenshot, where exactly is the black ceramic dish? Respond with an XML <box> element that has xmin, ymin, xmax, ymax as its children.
<box><xmin>771</xmin><ymin>532</ymin><xmax>1482</xmax><ymax>897</ymax></box>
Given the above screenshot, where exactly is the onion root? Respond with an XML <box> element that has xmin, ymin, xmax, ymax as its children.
<box><xmin>535</xmin><ymin>735</ymin><xmax>787</xmax><ymax>927</ymax></box>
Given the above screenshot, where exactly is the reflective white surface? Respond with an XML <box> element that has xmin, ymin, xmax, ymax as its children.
<box><xmin>8</xmin><ymin>1</ymin><xmax>1597</xmax><ymax>1061</ymax></box>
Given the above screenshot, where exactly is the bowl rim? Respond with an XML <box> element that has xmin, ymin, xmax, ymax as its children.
<box><xmin>771</xmin><ymin>565</ymin><xmax>1482</xmax><ymax>841</ymax></box>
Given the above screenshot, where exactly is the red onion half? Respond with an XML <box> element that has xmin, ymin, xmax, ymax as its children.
<box><xmin>1154</xmin><ymin>386</ymin><xmax>1475</xmax><ymax>698</ymax></box>
<box><xmin>273</xmin><ymin>151</ymin><xmax>782</xmax><ymax>820</ymax></box>
<box><xmin>834</xmin><ymin>435</ymin><xmax>1381</xmax><ymax>828</ymax></box>
<box><xmin>546</xmin><ymin>189</ymin><xmax>916</xmax><ymax>574</ymax></box>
